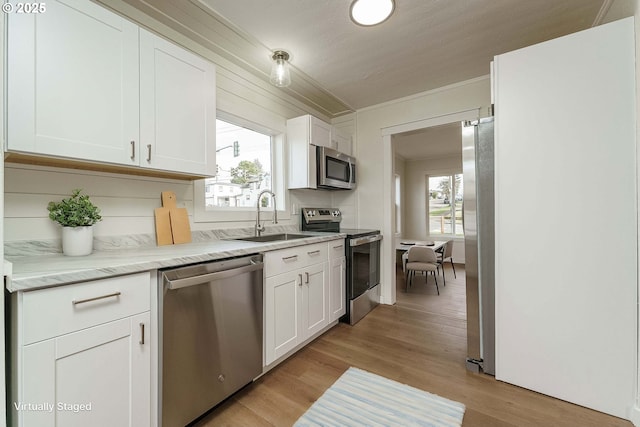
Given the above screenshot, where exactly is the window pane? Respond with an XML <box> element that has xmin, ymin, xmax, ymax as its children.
<box><xmin>204</xmin><ymin>120</ymin><xmax>272</xmax><ymax>208</ymax></box>
<box><xmin>395</xmin><ymin>174</ymin><xmax>401</xmax><ymax>234</ymax></box>
<box><xmin>454</xmin><ymin>173</ymin><xmax>464</xmax><ymax>235</ymax></box>
<box><xmin>428</xmin><ymin>176</ymin><xmax>452</xmax><ymax>235</ymax></box>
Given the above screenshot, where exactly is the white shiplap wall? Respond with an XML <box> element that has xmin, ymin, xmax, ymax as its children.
<box><xmin>5</xmin><ymin>164</ymin><xmax>194</xmax><ymax>241</ymax></box>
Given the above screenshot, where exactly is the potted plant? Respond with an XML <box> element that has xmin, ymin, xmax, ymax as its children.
<box><xmin>47</xmin><ymin>189</ymin><xmax>102</xmax><ymax>256</ymax></box>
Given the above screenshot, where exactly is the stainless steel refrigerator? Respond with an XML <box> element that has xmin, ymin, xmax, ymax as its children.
<box><xmin>462</xmin><ymin>117</ymin><xmax>495</xmax><ymax>375</ymax></box>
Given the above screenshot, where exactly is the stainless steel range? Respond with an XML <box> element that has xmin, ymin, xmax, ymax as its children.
<box><xmin>301</xmin><ymin>208</ymin><xmax>382</xmax><ymax>325</ymax></box>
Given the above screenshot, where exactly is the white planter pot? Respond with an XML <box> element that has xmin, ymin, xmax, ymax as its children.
<box><xmin>62</xmin><ymin>226</ymin><xmax>94</xmax><ymax>256</ymax></box>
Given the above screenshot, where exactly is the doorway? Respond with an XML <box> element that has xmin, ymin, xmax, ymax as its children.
<box><xmin>380</xmin><ymin>109</ymin><xmax>479</xmax><ymax>306</ymax></box>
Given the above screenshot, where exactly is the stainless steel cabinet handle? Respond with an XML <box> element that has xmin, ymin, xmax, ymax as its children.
<box><xmin>282</xmin><ymin>255</ymin><xmax>298</xmax><ymax>262</ymax></box>
<box><xmin>307</xmin><ymin>250</ymin><xmax>321</xmax><ymax>256</ymax></box>
<box><xmin>72</xmin><ymin>291</ymin><xmax>121</xmax><ymax>306</ymax></box>
<box><xmin>298</xmin><ymin>274</ymin><xmax>303</xmax><ymax>286</ymax></box>
<box><xmin>146</xmin><ymin>144</ymin><xmax>152</xmax><ymax>162</ymax></box>
<box><xmin>130</xmin><ymin>141</ymin><xmax>135</xmax><ymax>160</ymax></box>
<box><xmin>333</xmin><ymin>244</ymin><xmax>344</xmax><ymax>250</ymax></box>
<box><xmin>305</xmin><ymin>272</ymin><xmax>310</xmax><ymax>283</ymax></box>
<box><xmin>139</xmin><ymin>323</ymin><xmax>145</xmax><ymax>345</ymax></box>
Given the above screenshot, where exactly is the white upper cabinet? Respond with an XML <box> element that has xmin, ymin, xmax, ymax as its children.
<box><xmin>7</xmin><ymin>0</ymin><xmax>216</xmax><ymax>177</ymax></box>
<box><xmin>331</xmin><ymin>127</ymin><xmax>352</xmax><ymax>155</ymax></box>
<box><xmin>287</xmin><ymin>115</ymin><xmax>332</xmax><ymax>189</ymax></box>
<box><xmin>140</xmin><ymin>30</ymin><xmax>216</xmax><ymax>176</ymax></box>
<box><xmin>309</xmin><ymin>116</ymin><xmax>332</xmax><ymax>148</ymax></box>
<box><xmin>7</xmin><ymin>0</ymin><xmax>139</xmax><ymax>165</ymax></box>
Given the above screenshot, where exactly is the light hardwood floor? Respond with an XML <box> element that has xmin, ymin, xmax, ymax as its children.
<box><xmin>195</xmin><ymin>264</ymin><xmax>632</xmax><ymax>427</ymax></box>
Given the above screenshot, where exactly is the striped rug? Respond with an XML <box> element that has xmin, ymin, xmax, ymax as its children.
<box><xmin>294</xmin><ymin>367</ymin><xmax>465</xmax><ymax>427</ymax></box>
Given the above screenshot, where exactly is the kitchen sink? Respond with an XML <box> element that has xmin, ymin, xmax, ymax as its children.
<box><xmin>232</xmin><ymin>233</ymin><xmax>310</xmax><ymax>242</ymax></box>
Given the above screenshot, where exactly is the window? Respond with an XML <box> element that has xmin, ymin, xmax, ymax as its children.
<box><xmin>193</xmin><ymin>114</ymin><xmax>287</xmax><ymax>224</ymax></box>
<box><xmin>428</xmin><ymin>174</ymin><xmax>463</xmax><ymax>236</ymax></box>
<box><xmin>204</xmin><ymin>119</ymin><xmax>273</xmax><ymax>209</ymax></box>
<box><xmin>395</xmin><ymin>174</ymin><xmax>401</xmax><ymax>234</ymax></box>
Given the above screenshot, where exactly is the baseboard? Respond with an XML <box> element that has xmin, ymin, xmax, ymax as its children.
<box><xmin>630</xmin><ymin>405</ymin><xmax>640</xmax><ymax>426</ymax></box>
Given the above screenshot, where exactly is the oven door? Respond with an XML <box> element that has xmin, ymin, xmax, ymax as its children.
<box><xmin>348</xmin><ymin>234</ymin><xmax>382</xmax><ymax>299</ymax></box>
<box><xmin>317</xmin><ymin>146</ymin><xmax>356</xmax><ymax>190</ymax></box>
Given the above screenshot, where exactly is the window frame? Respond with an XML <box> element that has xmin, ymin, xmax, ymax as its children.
<box><xmin>193</xmin><ymin>111</ymin><xmax>290</xmax><ymax>223</ymax></box>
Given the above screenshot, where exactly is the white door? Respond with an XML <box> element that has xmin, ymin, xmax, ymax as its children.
<box><xmin>493</xmin><ymin>17</ymin><xmax>636</xmax><ymax>418</ymax></box>
<box><xmin>20</xmin><ymin>314</ymin><xmax>151</xmax><ymax>427</ymax></box>
<box><xmin>265</xmin><ymin>271</ymin><xmax>302</xmax><ymax>365</ymax></box>
<box><xmin>7</xmin><ymin>0</ymin><xmax>139</xmax><ymax>165</ymax></box>
<box><xmin>302</xmin><ymin>263</ymin><xmax>329</xmax><ymax>338</ymax></box>
<box><xmin>140</xmin><ymin>29</ymin><xmax>216</xmax><ymax>176</ymax></box>
<box><xmin>330</xmin><ymin>256</ymin><xmax>346</xmax><ymax>321</ymax></box>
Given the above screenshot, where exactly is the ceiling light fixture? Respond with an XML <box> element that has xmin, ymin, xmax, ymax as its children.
<box><xmin>350</xmin><ymin>0</ymin><xmax>395</xmax><ymax>26</ymax></box>
<box><xmin>270</xmin><ymin>50</ymin><xmax>291</xmax><ymax>88</ymax></box>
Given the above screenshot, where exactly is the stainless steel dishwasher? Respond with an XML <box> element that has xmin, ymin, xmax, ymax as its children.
<box><xmin>159</xmin><ymin>254</ymin><xmax>263</xmax><ymax>427</ymax></box>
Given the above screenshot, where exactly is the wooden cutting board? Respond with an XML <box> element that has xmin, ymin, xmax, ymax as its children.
<box><xmin>155</xmin><ymin>191</ymin><xmax>192</xmax><ymax>245</ymax></box>
<box><xmin>154</xmin><ymin>205</ymin><xmax>173</xmax><ymax>246</ymax></box>
<box><xmin>154</xmin><ymin>192</ymin><xmax>175</xmax><ymax>246</ymax></box>
<box><xmin>169</xmin><ymin>208</ymin><xmax>191</xmax><ymax>244</ymax></box>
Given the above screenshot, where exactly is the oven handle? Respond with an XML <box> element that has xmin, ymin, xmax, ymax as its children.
<box><xmin>349</xmin><ymin>234</ymin><xmax>382</xmax><ymax>246</ymax></box>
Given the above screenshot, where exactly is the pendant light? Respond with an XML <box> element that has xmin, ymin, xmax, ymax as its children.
<box><xmin>350</xmin><ymin>0</ymin><xmax>395</xmax><ymax>26</ymax></box>
<box><xmin>270</xmin><ymin>50</ymin><xmax>291</xmax><ymax>88</ymax></box>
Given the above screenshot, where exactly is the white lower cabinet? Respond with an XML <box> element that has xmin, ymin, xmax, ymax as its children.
<box><xmin>328</xmin><ymin>240</ymin><xmax>346</xmax><ymax>321</ymax></box>
<box><xmin>329</xmin><ymin>256</ymin><xmax>346</xmax><ymax>321</ymax></box>
<box><xmin>265</xmin><ymin>262</ymin><xmax>328</xmax><ymax>365</ymax></box>
<box><xmin>10</xmin><ymin>272</ymin><xmax>151</xmax><ymax>427</ymax></box>
<box><xmin>263</xmin><ymin>240</ymin><xmax>347</xmax><ymax>366</ymax></box>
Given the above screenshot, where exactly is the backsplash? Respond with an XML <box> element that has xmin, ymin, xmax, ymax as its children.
<box><xmin>4</xmin><ymin>163</ymin><xmax>356</xmax><ymax>248</ymax></box>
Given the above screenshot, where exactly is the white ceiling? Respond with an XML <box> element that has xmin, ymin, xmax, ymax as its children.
<box><xmin>199</xmin><ymin>0</ymin><xmax>612</xmax><ymax>110</ymax></box>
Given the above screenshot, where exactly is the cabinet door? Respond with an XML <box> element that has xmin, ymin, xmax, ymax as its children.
<box><xmin>329</xmin><ymin>257</ymin><xmax>346</xmax><ymax>321</ymax></box>
<box><xmin>140</xmin><ymin>29</ymin><xmax>216</xmax><ymax>176</ymax></box>
<box><xmin>331</xmin><ymin>128</ymin><xmax>352</xmax><ymax>155</ymax></box>
<box><xmin>265</xmin><ymin>271</ymin><xmax>302</xmax><ymax>365</ymax></box>
<box><xmin>302</xmin><ymin>263</ymin><xmax>329</xmax><ymax>338</ymax></box>
<box><xmin>7</xmin><ymin>0</ymin><xmax>139</xmax><ymax>165</ymax></box>
<box><xmin>19</xmin><ymin>314</ymin><xmax>151</xmax><ymax>427</ymax></box>
<box><xmin>310</xmin><ymin>116</ymin><xmax>332</xmax><ymax>148</ymax></box>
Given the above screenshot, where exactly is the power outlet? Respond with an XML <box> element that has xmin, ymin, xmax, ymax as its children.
<box><xmin>291</xmin><ymin>203</ymin><xmax>298</xmax><ymax>215</ymax></box>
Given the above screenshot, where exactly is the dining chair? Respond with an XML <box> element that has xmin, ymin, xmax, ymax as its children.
<box><xmin>436</xmin><ymin>240</ymin><xmax>456</xmax><ymax>281</ymax></box>
<box><xmin>405</xmin><ymin>245</ymin><xmax>439</xmax><ymax>295</ymax></box>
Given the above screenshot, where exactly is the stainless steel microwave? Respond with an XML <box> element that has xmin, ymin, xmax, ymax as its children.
<box><xmin>317</xmin><ymin>146</ymin><xmax>356</xmax><ymax>190</ymax></box>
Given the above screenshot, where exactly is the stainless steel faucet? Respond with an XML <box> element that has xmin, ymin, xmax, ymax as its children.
<box><xmin>255</xmin><ymin>190</ymin><xmax>277</xmax><ymax>236</ymax></box>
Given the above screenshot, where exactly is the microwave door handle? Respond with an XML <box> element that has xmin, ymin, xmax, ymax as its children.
<box><xmin>348</xmin><ymin>160</ymin><xmax>353</xmax><ymax>183</ymax></box>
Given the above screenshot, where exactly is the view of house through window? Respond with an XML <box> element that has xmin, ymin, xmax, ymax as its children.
<box><xmin>428</xmin><ymin>174</ymin><xmax>463</xmax><ymax>235</ymax></box>
<box><xmin>205</xmin><ymin>119</ymin><xmax>272</xmax><ymax>208</ymax></box>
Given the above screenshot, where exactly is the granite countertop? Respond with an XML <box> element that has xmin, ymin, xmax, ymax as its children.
<box><xmin>5</xmin><ymin>231</ymin><xmax>346</xmax><ymax>292</ymax></box>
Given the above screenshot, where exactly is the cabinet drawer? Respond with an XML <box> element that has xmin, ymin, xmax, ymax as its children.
<box><xmin>328</xmin><ymin>239</ymin><xmax>346</xmax><ymax>259</ymax></box>
<box><xmin>265</xmin><ymin>242</ymin><xmax>328</xmax><ymax>277</ymax></box>
<box><xmin>22</xmin><ymin>272</ymin><xmax>151</xmax><ymax>345</ymax></box>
